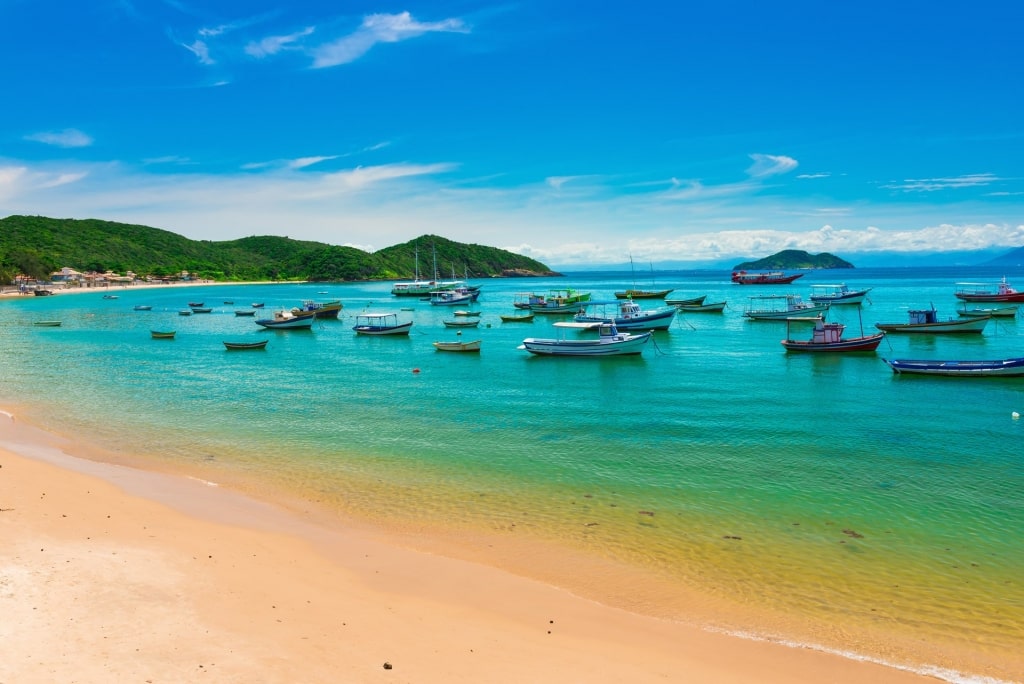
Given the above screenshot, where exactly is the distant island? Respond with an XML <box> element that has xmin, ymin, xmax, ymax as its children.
<box><xmin>0</xmin><ymin>215</ymin><xmax>560</xmax><ymax>285</ymax></box>
<box><xmin>734</xmin><ymin>249</ymin><xmax>853</xmax><ymax>270</ymax></box>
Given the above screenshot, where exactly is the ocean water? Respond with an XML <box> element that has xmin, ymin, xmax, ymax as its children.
<box><xmin>2</xmin><ymin>267</ymin><xmax>1023</xmax><ymax>682</ymax></box>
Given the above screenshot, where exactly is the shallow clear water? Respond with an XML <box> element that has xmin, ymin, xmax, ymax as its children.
<box><xmin>2</xmin><ymin>268</ymin><xmax>1023</xmax><ymax>679</ymax></box>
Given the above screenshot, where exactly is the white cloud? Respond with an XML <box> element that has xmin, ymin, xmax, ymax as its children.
<box><xmin>746</xmin><ymin>153</ymin><xmax>798</xmax><ymax>178</ymax></box>
<box><xmin>246</xmin><ymin>26</ymin><xmax>315</xmax><ymax>58</ymax></box>
<box><xmin>881</xmin><ymin>173</ymin><xmax>1000</xmax><ymax>192</ymax></box>
<box><xmin>797</xmin><ymin>172</ymin><xmax>830</xmax><ymax>179</ymax></box>
<box><xmin>288</xmin><ymin>156</ymin><xmax>338</xmax><ymax>170</ymax></box>
<box><xmin>183</xmin><ymin>39</ymin><xmax>214</xmax><ymax>65</ymax></box>
<box><xmin>24</xmin><ymin>129</ymin><xmax>94</xmax><ymax>148</ymax></box>
<box><xmin>311</xmin><ymin>12</ymin><xmax>468</xmax><ymax>69</ymax></box>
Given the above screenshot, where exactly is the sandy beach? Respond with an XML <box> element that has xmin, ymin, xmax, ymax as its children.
<box><xmin>0</xmin><ymin>412</ymin><xmax>944</xmax><ymax>684</ymax></box>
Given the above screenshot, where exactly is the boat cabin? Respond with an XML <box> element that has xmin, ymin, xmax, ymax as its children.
<box><xmin>811</xmin><ymin>320</ymin><xmax>845</xmax><ymax>344</ymax></box>
<box><xmin>907</xmin><ymin>308</ymin><xmax>939</xmax><ymax>324</ymax></box>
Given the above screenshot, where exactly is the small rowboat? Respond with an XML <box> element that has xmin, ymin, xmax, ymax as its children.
<box><xmin>433</xmin><ymin>339</ymin><xmax>482</xmax><ymax>352</ymax></box>
<box><xmin>678</xmin><ymin>300</ymin><xmax>726</xmax><ymax>313</ymax></box>
<box><xmin>191</xmin><ymin>307</ymin><xmax>213</xmax><ymax>313</ymax></box>
<box><xmin>443</xmin><ymin>319</ymin><xmax>480</xmax><ymax>328</ymax></box>
<box><xmin>453</xmin><ymin>310</ymin><xmax>482</xmax><ymax>317</ymax></box>
<box><xmin>500</xmin><ymin>313</ymin><xmax>535</xmax><ymax>322</ymax></box>
<box><xmin>178</xmin><ymin>310</ymin><xmax>193</xmax><ymax>316</ymax></box>
<box><xmin>150</xmin><ymin>330</ymin><xmax>176</xmax><ymax>339</ymax></box>
<box><xmin>133</xmin><ymin>305</ymin><xmax>153</xmax><ymax>311</ymax></box>
<box><xmin>665</xmin><ymin>295</ymin><xmax>706</xmax><ymax>307</ymax></box>
<box><xmin>235</xmin><ymin>310</ymin><xmax>257</xmax><ymax>316</ymax></box>
<box><xmin>188</xmin><ymin>301</ymin><xmax>204</xmax><ymax>307</ymax></box>
<box><xmin>223</xmin><ymin>340</ymin><xmax>269</xmax><ymax>350</ymax></box>
<box><xmin>33</xmin><ymin>321</ymin><xmax>62</xmax><ymax>327</ymax></box>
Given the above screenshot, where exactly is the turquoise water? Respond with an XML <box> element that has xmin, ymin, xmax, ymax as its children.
<box><xmin>2</xmin><ymin>268</ymin><xmax>1023</xmax><ymax>680</ymax></box>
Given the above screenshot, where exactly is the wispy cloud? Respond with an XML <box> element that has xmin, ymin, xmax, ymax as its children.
<box><xmin>182</xmin><ymin>39</ymin><xmax>214</xmax><ymax>65</ymax></box>
<box><xmin>881</xmin><ymin>173</ymin><xmax>1000</xmax><ymax>192</ymax></box>
<box><xmin>245</xmin><ymin>26</ymin><xmax>315</xmax><ymax>58</ymax></box>
<box><xmin>797</xmin><ymin>172</ymin><xmax>830</xmax><ymax>179</ymax></box>
<box><xmin>24</xmin><ymin>129</ymin><xmax>94</xmax><ymax>148</ymax></box>
<box><xmin>746</xmin><ymin>153</ymin><xmax>798</xmax><ymax>178</ymax></box>
<box><xmin>288</xmin><ymin>156</ymin><xmax>338</xmax><ymax>170</ymax></box>
<box><xmin>311</xmin><ymin>12</ymin><xmax>468</xmax><ymax>69</ymax></box>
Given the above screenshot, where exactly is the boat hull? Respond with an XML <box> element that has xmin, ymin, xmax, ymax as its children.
<box><xmin>744</xmin><ymin>304</ymin><xmax>829</xmax><ymax>320</ymax></box>
<box><xmin>433</xmin><ymin>340</ymin><xmax>482</xmax><ymax>352</ymax></box>
<box><xmin>678</xmin><ymin>301</ymin><xmax>726</xmax><ymax>313</ymax></box>
<box><xmin>574</xmin><ymin>308</ymin><xmax>676</xmax><ymax>331</ymax></box>
<box><xmin>874</xmin><ymin>317</ymin><xmax>989</xmax><ymax>334</ymax></box>
<box><xmin>150</xmin><ymin>331</ymin><xmax>176</xmax><ymax>339</ymax></box>
<box><xmin>223</xmin><ymin>340</ymin><xmax>269</xmax><ymax>350</ymax></box>
<box><xmin>353</xmin><ymin>322</ymin><xmax>413</xmax><ymax>335</ymax></box>
<box><xmin>613</xmin><ymin>289</ymin><xmax>674</xmax><ymax>299</ymax></box>
<box><xmin>809</xmin><ymin>290</ymin><xmax>871</xmax><ymax>305</ymax></box>
<box><xmin>255</xmin><ymin>312</ymin><xmax>316</xmax><ymax>329</ymax></box>
<box><xmin>782</xmin><ymin>333</ymin><xmax>885</xmax><ymax>352</ymax></box>
<box><xmin>666</xmin><ymin>295</ymin><xmax>707</xmax><ymax>307</ymax></box>
<box><xmin>520</xmin><ymin>332</ymin><xmax>651</xmax><ymax>356</ymax></box>
<box><xmin>884</xmin><ymin>357</ymin><xmax>1024</xmax><ymax>377</ymax></box>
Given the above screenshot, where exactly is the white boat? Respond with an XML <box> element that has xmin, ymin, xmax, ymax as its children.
<box><xmin>352</xmin><ymin>313</ymin><xmax>413</xmax><ymax>335</ymax></box>
<box><xmin>429</xmin><ymin>288</ymin><xmax>476</xmax><ymax>306</ymax></box>
<box><xmin>875</xmin><ymin>307</ymin><xmax>989</xmax><ymax>334</ymax></box>
<box><xmin>255</xmin><ymin>309</ymin><xmax>316</xmax><ymax>329</ymax></box>
<box><xmin>743</xmin><ymin>294</ymin><xmax>829</xmax><ymax>320</ymax></box>
<box><xmin>573</xmin><ymin>299</ymin><xmax>676</xmax><ymax>331</ymax></box>
<box><xmin>433</xmin><ymin>339</ymin><xmax>482</xmax><ymax>352</ymax></box>
<box><xmin>519</xmin><ymin>322</ymin><xmax>651</xmax><ymax>356</ymax></box>
<box><xmin>443</xmin><ymin>318</ymin><xmax>480</xmax><ymax>328</ymax></box>
<box><xmin>809</xmin><ymin>283</ymin><xmax>872</xmax><ymax>305</ymax></box>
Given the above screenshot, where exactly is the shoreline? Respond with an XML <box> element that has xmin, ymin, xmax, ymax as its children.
<box><xmin>0</xmin><ymin>410</ymin><xmax>966</xmax><ymax>683</ymax></box>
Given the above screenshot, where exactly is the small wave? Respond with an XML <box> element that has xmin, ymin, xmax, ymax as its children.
<box><xmin>186</xmin><ymin>476</ymin><xmax>220</xmax><ymax>487</ymax></box>
<box><xmin>707</xmin><ymin>626</ymin><xmax>1015</xmax><ymax>684</ymax></box>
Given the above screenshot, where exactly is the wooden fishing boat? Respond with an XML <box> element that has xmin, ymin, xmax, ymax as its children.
<box><xmin>188</xmin><ymin>301</ymin><xmax>204</xmax><ymax>307</ymax></box>
<box><xmin>133</xmin><ymin>305</ymin><xmax>153</xmax><ymax>311</ymax></box>
<box><xmin>809</xmin><ymin>283</ymin><xmax>872</xmax><ymax>305</ymax></box>
<box><xmin>613</xmin><ymin>257</ymin><xmax>673</xmax><ymax>299</ymax></box>
<box><xmin>352</xmin><ymin>312</ymin><xmax>413</xmax><ymax>335</ymax></box>
<box><xmin>293</xmin><ymin>299</ymin><xmax>342</xmax><ymax>319</ymax></box>
<box><xmin>519</xmin><ymin>322</ymin><xmax>651</xmax><ymax>356</ymax></box>
<box><xmin>102</xmin><ymin>294</ymin><xmax>119</xmax><ymax>300</ymax></box>
<box><xmin>33</xmin><ymin>321</ymin><xmax>62</xmax><ymax>327</ymax></box>
<box><xmin>665</xmin><ymin>295</ymin><xmax>707</xmax><ymax>307</ymax></box>
<box><xmin>453</xmin><ymin>310</ymin><xmax>482</xmax><ymax>317</ymax></box>
<box><xmin>150</xmin><ymin>330</ymin><xmax>176</xmax><ymax>339</ymax></box>
<box><xmin>255</xmin><ymin>309</ymin><xmax>316</xmax><ymax>329</ymax></box>
<box><xmin>574</xmin><ymin>300</ymin><xmax>676</xmax><ymax>331</ymax></box>
<box><xmin>731</xmin><ymin>270</ymin><xmax>804</xmax><ymax>285</ymax></box>
<box><xmin>527</xmin><ymin>288</ymin><xmax>592</xmax><ymax>314</ymax></box>
<box><xmin>178</xmin><ymin>309</ymin><xmax>192</xmax><ymax>316</ymax></box>
<box><xmin>500</xmin><ymin>313</ymin><xmax>535</xmax><ymax>322</ymax></box>
<box><xmin>191</xmin><ymin>307</ymin><xmax>213</xmax><ymax>313</ymax></box>
<box><xmin>223</xmin><ymin>340</ymin><xmax>269</xmax><ymax>350</ymax></box>
<box><xmin>433</xmin><ymin>339</ymin><xmax>482</xmax><ymax>352</ymax></box>
<box><xmin>954</xmin><ymin>277</ymin><xmax>1024</xmax><ymax>303</ymax></box>
<box><xmin>958</xmin><ymin>306</ymin><xmax>1017</xmax><ymax>318</ymax></box>
<box><xmin>443</xmin><ymin>319</ymin><xmax>480</xmax><ymax>328</ymax></box>
<box><xmin>743</xmin><ymin>294</ymin><xmax>828</xmax><ymax>320</ymax></box>
<box><xmin>677</xmin><ymin>300</ymin><xmax>726</xmax><ymax>313</ymax></box>
<box><xmin>781</xmin><ymin>317</ymin><xmax>884</xmax><ymax>352</ymax></box>
<box><xmin>874</xmin><ymin>307</ymin><xmax>989</xmax><ymax>334</ymax></box>
<box><xmin>883</xmin><ymin>356</ymin><xmax>1024</xmax><ymax>377</ymax></box>
<box><xmin>234</xmin><ymin>309</ymin><xmax>257</xmax><ymax>316</ymax></box>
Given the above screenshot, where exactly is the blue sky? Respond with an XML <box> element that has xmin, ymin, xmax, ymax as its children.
<box><xmin>2</xmin><ymin>1</ymin><xmax>1023</xmax><ymax>267</ymax></box>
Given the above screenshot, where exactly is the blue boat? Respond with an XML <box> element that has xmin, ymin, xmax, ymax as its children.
<box><xmin>573</xmin><ymin>299</ymin><xmax>676</xmax><ymax>331</ymax></box>
<box><xmin>883</xmin><ymin>357</ymin><xmax>1024</xmax><ymax>377</ymax></box>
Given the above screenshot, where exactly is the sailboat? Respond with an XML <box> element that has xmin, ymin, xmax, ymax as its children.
<box><xmin>614</xmin><ymin>256</ymin><xmax>674</xmax><ymax>299</ymax></box>
<box><xmin>391</xmin><ymin>244</ymin><xmax>437</xmax><ymax>296</ymax></box>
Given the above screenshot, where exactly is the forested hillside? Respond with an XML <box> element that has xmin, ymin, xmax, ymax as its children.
<box><xmin>0</xmin><ymin>215</ymin><xmax>556</xmax><ymax>283</ymax></box>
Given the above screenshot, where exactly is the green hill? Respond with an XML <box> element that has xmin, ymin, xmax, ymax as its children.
<box><xmin>734</xmin><ymin>249</ymin><xmax>853</xmax><ymax>270</ymax></box>
<box><xmin>0</xmin><ymin>215</ymin><xmax>557</xmax><ymax>283</ymax></box>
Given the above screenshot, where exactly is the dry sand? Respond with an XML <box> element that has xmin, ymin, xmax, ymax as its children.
<box><xmin>0</xmin><ymin>413</ymin><xmax>941</xmax><ymax>683</ymax></box>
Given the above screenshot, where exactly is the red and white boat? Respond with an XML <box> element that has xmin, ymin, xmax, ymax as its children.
<box><xmin>781</xmin><ymin>317</ymin><xmax>884</xmax><ymax>352</ymax></box>
<box><xmin>954</xmin><ymin>277</ymin><xmax>1024</xmax><ymax>303</ymax></box>
<box><xmin>731</xmin><ymin>270</ymin><xmax>804</xmax><ymax>285</ymax></box>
